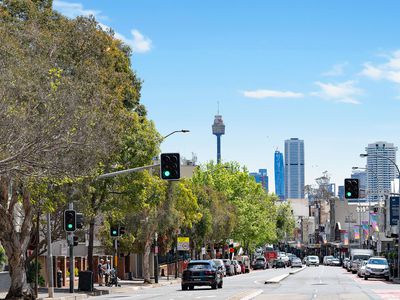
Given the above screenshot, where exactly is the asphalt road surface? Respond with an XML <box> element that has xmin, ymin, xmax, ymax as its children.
<box><xmin>93</xmin><ymin>266</ymin><xmax>400</xmax><ymax>300</ymax></box>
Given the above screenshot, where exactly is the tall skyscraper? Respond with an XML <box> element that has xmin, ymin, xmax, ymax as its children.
<box><xmin>274</xmin><ymin>151</ymin><xmax>285</xmax><ymax>200</ymax></box>
<box><xmin>250</xmin><ymin>169</ymin><xmax>269</xmax><ymax>192</ymax></box>
<box><xmin>365</xmin><ymin>142</ymin><xmax>398</xmax><ymax>202</ymax></box>
<box><xmin>338</xmin><ymin>185</ymin><xmax>345</xmax><ymax>200</ymax></box>
<box><xmin>284</xmin><ymin>138</ymin><xmax>305</xmax><ymax>199</ymax></box>
<box><xmin>212</xmin><ymin>115</ymin><xmax>225</xmax><ymax>163</ymax></box>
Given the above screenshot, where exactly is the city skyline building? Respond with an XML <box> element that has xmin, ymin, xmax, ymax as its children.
<box><xmin>338</xmin><ymin>185</ymin><xmax>344</xmax><ymax>200</ymax></box>
<box><xmin>250</xmin><ymin>169</ymin><xmax>269</xmax><ymax>192</ymax></box>
<box><xmin>284</xmin><ymin>138</ymin><xmax>305</xmax><ymax>199</ymax></box>
<box><xmin>365</xmin><ymin>141</ymin><xmax>398</xmax><ymax>202</ymax></box>
<box><xmin>274</xmin><ymin>150</ymin><xmax>285</xmax><ymax>200</ymax></box>
<box><xmin>212</xmin><ymin>114</ymin><xmax>225</xmax><ymax>163</ymax></box>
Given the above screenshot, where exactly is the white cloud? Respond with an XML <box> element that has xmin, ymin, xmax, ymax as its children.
<box><xmin>242</xmin><ymin>89</ymin><xmax>304</xmax><ymax>99</ymax></box>
<box><xmin>322</xmin><ymin>62</ymin><xmax>348</xmax><ymax>77</ymax></box>
<box><xmin>53</xmin><ymin>0</ymin><xmax>104</xmax><ymax>19</ymax></box>
<box><xmin>313</xmin><ymin>81</ymin><xmax>362</xmax><ymax>104</ymax></box>
<box><xmin>114</xmin><ymin>30</ymin><xmax>152</xmax><ymax>53</ymax></box>
<box><xmin>360</xmin><ymin>50</ymin><xmax>400</xmax><ymax>84</ymax></box>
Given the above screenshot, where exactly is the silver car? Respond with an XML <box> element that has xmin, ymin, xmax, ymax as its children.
<box><xmin>364</xmin><ymin>257</ymin><xmax>390</xmax><ymax>281</ymax></box>
<box><xmin>357</xmin><ymin>260</ymin><xmax>367</xmax><ymax>277</ymax></box>
<box><xmin>291</xmin><ymin>257</ymin><xmax>302</xmax><ymax>268</ymax></box>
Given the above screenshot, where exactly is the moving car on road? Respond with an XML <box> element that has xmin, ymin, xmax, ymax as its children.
<box><xmin>364</xmin><ymin>257</ymin><xmax>390</xmax><ymax>281</ymax></box>
<box><xmin>272</xmin><ymin>258</ymin><xmax>286</xmax><ymax>268</ymax></box>
<box><xmin>291</xmin><ymin>257</ymin><xmax>302</xmax><ymax>268</ymax></box>
<box><xmin>305</xmin><ymin>256</ymin><xmax>319</xmax><ymax>267</ymax></box>
<box><xmin>329</xmin><ymin>258</ymin><xmax>341</xmax><ymax>266</ymax></box>
<box><xmin>182</xmin><ymin>260</ymin><xmax>223</xmax><ymax>290</ymax></box>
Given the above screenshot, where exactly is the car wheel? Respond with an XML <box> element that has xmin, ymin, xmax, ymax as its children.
<box><xmin>181</xmin><ymin>284</ymin><xmax>188</xmax><ymax>290</ymax></box>
<box><xmin>189</xmin><ymin>285</ymin><xmax>194</xmax><ymax>290</ymax></box>
<box><xmin>218</xmin><ymin>281</ymin><xmax>223</xmax><ymax>288</ymax></box>
<box><xmin>364</xmin><ymin>276</ymin><xmax>368</xmax><ymax>280</ymax></box>
<box><xmin>385</xmin><ymin>276</ymin><xmax>390</xmax><ymax>281</ymax></box>
<box><xmin>211</xmin><ymin>283</ymin><xmax>217</xmax><ymax>289</ymax></box>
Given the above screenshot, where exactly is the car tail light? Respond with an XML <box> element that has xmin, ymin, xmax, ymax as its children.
<box><xmin>204</xmin><ymin>271</ymin><xmax>214</xmax><ymax>275</ymax></box>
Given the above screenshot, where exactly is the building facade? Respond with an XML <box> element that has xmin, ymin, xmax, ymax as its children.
<box><xmin>274</xmin><ymin>150</ymin><xmax>285</xmax><ymax>200</ymax></box>
<box><xmin>365</xmin><ymin>142</ymin><xmax>398</xmax><ymax>202</ymax></box>
<box><xmin>250</xmin><ymin>169</ymin><xmax>269</xmax><ymax>192</ymax></box>
<box><xmin>284</xmin><ymin>138</ymin><xmax>305</xmax><ymax>199</ymax></box>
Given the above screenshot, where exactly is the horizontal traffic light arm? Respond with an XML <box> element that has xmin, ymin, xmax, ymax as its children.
<box><xmin>97</xmin><ymin>163</ymin><xmax>160</xmax><ymax>180</ymax></box>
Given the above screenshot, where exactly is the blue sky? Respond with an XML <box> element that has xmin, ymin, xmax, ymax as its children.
<box><xmin>53</xmin><ymin>0</ymin><xmax>400</xmax><ymax>191</ymax></box>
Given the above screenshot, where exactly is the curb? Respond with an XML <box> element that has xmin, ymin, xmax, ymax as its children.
<box><xmin>265</xmin><ymin>266</ymin><xmax>306</xmax><ymax>284</ymax></box>
<box><xmin>289</xmin><ymin>266</ymin><xmax>306</xmax><ymax>275</ymax></box>
<box><xmin>264</xmin><ymin>273</ymin><xmax>290</xmax><ymax>284</ymax></box>
<box><xmin>39</xmin><ymin>295</ymin><xmax>87</xmax><ymax>300</ymax></box>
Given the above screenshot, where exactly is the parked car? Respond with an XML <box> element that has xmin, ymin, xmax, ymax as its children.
<box><xmin>291</xmin><ymin>257</ymin><xmax>302</xmax><ymax>268</ymax></box>
<box><xmin>231</xmin><ymin>260</ymin><xmax>242</xmax><ymax>275</ymax></box>
<box><xmin>351</xmin><ymin>259</ymin><xmax>362</xmax><ymax>274</ymax></box>
<box><xmin>235</xmin><ymin>255</ymin><xmax>251</xmax><ymax>273</ymax></box>
<box><xmin>364</xmin><ymin>257</ymin><xmax>390</xmax><ymax>281</ymax></box>
<box><xmin>323</xmin><ymin>255</ymin><xmax>334</xmax><ymax>266</ymax></box>
<box><xmin>253</xmin><ymin>257</ymin><xmax>267</xmax><ymax>270</ymax></box>
<box><xmin>342</xmin><ymin>258</ymin><xmax>350</xmax><ymax>269</ymax></box>
<box><xmin>222</xmin><ymin>259</ymin><xmax>235</xmax><ymax>276</ymax></box>
<box><xmin>182</xmin><ymin>260</ymin><xmax>223</xmax><ymax>290</ymax></box>
<box><xmin>329</xmin><ymin>258</ymin><xmax>341</xmax><ymax>266</ymax></box>
<box><xmin>306</xmin><ymin>256</ymin><xmax>319</xmax><ymax>267</ymax></box>
<box><xmin>357</xmin><ymin>260</ymin><xmax>368</xmax><ymax>278</ymax></box>
<box><xmin>272</xmin><ymin>258</ymin><xmax>286</xmax><ymax>268</ymax></box>
<box><xmin>238</xmin><ymin>260</ymin><xmax>245</xmax><ymax>273</ymax></box>
<box><xmin>212</xmin><ymin>259</ymin><xmax>226</xmax><ymax>277</ymax></box>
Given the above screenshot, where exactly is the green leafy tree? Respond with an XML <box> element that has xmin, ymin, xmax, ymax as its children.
<box><xmin>0</xmin><ymin>1</ymin><xmax>147</xmax><ymax>298</ymax></box>
<box><xmin>276</xmin><ymin>202</ymin><xmax>295</xmax><ymax>241</ymax></box>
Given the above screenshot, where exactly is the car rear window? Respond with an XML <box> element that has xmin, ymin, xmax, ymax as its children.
<box><xmin>187</xmin><ymin>263</ymin><xmax>211</xmax><ymax>270</ymax></box>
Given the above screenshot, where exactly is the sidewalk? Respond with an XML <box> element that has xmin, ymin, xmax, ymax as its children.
<box><xmin>0</xmin><ymin>277</ymin><xmax>181</xmax><ymax>300</ymax></box>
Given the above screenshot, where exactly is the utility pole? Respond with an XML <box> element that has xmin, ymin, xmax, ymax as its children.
<box><xmin>46</xmin><ymin>213</ymin><xmax>54</xmax><ymax>298</ymax></box>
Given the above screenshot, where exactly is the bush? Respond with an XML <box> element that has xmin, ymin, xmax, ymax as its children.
<box><xmin>26</xmin><ymin>261</ymin><xmax>45</xmax><ymax>287</ymax></box>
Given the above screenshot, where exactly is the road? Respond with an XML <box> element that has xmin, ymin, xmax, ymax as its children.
<box><xmin>93</xmin><ymin>266</ymin><xmax>400</xmax><ymax>300</ymax></box>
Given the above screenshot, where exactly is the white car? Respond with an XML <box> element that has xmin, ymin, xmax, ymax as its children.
<box><xmin>364</xmin><ymin>257</ymin><xmax>389</xmax><ymax>281</ymax></box>
<box><xmin>357</xmin><ymin>260</ymin><xmax>368</xmax><ymax>277</ymax></box>
<box><xmin>231</xmin><ymin>260</ymin><xmax>242</xmax><ymax>275</ymax></box>
<box><xmin>306</xmin><ymin>256</ymin><xmax>319</xmax><ymax>267</ymax></box>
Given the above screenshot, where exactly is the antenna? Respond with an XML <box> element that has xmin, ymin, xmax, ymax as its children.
<box><xmin>217</xmin><ymin>101</ymin><xmax>220</xmax><ymax>115</ymax></box>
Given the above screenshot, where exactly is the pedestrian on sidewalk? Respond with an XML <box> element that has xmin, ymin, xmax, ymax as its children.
<box><xmin>104</xmin><ymin>259</ymin><xmax>111</xmax><ymax>285</ymax></box>
<box><xmin>98</xmin><ymin>259</ymin><xmax>104</xmax><ymax>286</ymax></box>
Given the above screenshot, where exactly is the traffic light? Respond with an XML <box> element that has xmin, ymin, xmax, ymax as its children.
<box><xmin>344</xmin><ymin>178</ymin><xmax>359</xmax><ymax>199</ymax></box>
<box><xmin>76</xmin><ymin>213</ymin><xmax>84</xmax><ymax>229</ymax></box>
<box><xmin>160</xmin><ymin>153</ymin><xmax>180</xmax><ymax>180</ymax></box>
<box><xmin>64</xmin><ymin>210</ymin><xmax>76</xmax><ymax>232</ymax></box>
<box><xmin>110</xmin><ymin>226</ymin><xmax>119</xmax><ymax>237</ymax></box>
<box><xmin>119</xmin><ymin>226</ymin><xmax>126</xmax><ymax>236</ymax></box>
<box><xmin>73</xmin><ymin>235</ymin><xmax>79</xmax><ymax>247</ymax></box>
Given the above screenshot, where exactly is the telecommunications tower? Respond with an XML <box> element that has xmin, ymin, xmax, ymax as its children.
<box><xmin>212</xmin><ymin>106</ymin><xmax>225</xmax><ymax>163</ymax></box>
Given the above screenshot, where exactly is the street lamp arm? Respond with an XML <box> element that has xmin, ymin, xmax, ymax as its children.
<box><xmin>360</xmin><ymin>154</ymin><xmax>400</xmax><ymax>177</ymax></box>
<box><xmin>162</xmin><ymin>130</ymin><xmax>190</xmax><ymax>140</ymax></box>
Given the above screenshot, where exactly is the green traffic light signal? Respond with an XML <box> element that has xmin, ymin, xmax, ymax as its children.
<box><xmin>68</xmin><ymin>224</ymin><xmax>73</xmax><ymax>229</ymax></box>
<box><xmin>163</xmin><ymin>170</ymin><xmax>171</xmax><ymax>177</ymax></box>
<box><xmin>346</xmin><ymin>192</ymin><xmax>352</xmax><ymax>197</ymax></box>
<box><xmin>112</xmin><ymin>230</ymin><xmax>117</xmax><ymax>235</ymax></box>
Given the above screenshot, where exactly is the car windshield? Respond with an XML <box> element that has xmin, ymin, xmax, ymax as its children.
<box><xmin>309</xmin><ymin>256</ymin><xmax>318</xmax><ymax>260</ymax></box>
<box><xmin>187</xmin><ymin>263</ymin><xmax>211</xmax><ymax>270</ymax></box>
<box><xmin>353</xmin><ymin>255</ymin><xmax>370</xmax><ymax>261</ymax></box>
<box><xmin>368</xmin><ymin>259</ymin><xmax>388</xmax><ymax>265</ymax></box>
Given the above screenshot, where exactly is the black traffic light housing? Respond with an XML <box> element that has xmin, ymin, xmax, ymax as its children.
<box><xmin>76</xmin><ymin>213</ymin><xmax>84</xmax><ymax>229</ymax></box>
<box><xmin>344</xmin><ymin>178</ymin><xmax>359</xmax><ymax>199</ymax></box>
<box><xmin>160</xmin><ymin>153</ymin><xmax>180</xmax><ymax>180</ymax></box>
<box><xmin>73</xmin><ymin>235</ymin><xmax>79</xmax><ymax>247</ymax></box>
<box><xmin>119</xmin><ymin>226</ymin><xmax>126</xmax><ymax>236</ymax></box>
<box><xmin>64</xmin><ymin>210</ymin><xmax>76</xmax><ymax>232</ymax></box>
<box><xmin>110</xmin><ymin>226</ymin><xmax>119</xmax><ymax>237</ymax></box>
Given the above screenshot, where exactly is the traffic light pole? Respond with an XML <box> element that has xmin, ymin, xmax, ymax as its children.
<box><xmin>69</xmin><ymin>203</ymin><xmax>74</xmax><ymax>293</ymax></box>
<box><xmin>97</xmin><ymin>164</ymin><xmax>160</xmax><ymax>180</ymax></box>
<box><xmin>46</xmin><ymin>213</ymin><xmax>54</xmax><ymax>298</ymax></box>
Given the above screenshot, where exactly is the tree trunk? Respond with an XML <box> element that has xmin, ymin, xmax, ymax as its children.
<box><xmin>142</xmin><ymin>237</ymin><xmax>152</xmax><ymax>284</ymax></box>
<box><xmin>210</xmin><ymin>242</ymin><xmax>215</xmax><ymax>259</ymax></box>
<box><xmin>0</xmin><ymin>178</ymin><xmax>35</xmax><ymax>299</ymax></box>
<box><xmin>5</xmin><ymin>248</ymin><xmax>34</xmax><ymax>300</ymax></box>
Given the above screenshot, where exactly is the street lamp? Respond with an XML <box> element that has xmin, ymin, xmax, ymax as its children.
<box><xmin>162</xmin><ymin>130</ymin><xmax>190</xmax><ymax>140</ymax></box>
<box><xmin>360</xmin><ymin>153</ymin><xmax>400</xmax><ymax>278</ymax></box>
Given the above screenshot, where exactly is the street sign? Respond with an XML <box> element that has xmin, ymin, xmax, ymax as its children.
<box><xmin>390</xmin><ymin>196</ymin><xmax>400</xmax><ymax>226</ymax></box>
<box><xmin>177</xmin><ymin>237</ymin><xmax>190</xmax><ymax>251</ymax></box>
